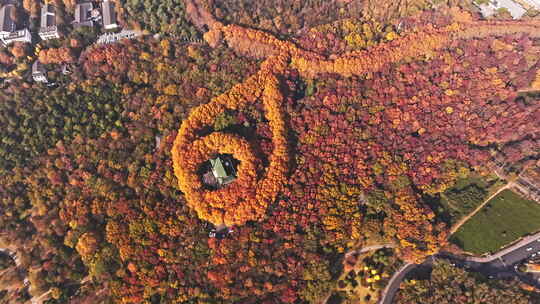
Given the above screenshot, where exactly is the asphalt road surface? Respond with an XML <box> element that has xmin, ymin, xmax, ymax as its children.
<box><xmin>381</xmin><ymin>237</ymin><xmax>540</xmax><ymax>304</ymax></box>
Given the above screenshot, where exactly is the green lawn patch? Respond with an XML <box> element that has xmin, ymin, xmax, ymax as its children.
<box><xmin>450</xmin><ymin>189</ymin><xmax>540</xmax><ymax>255</ymax></box>
<box><xmin>427</xmin><ymin>174</ymin><xmax>504</xmax><ymax>225</ymax></box>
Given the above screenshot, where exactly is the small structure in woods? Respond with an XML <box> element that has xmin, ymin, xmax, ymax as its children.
<box><xmin>39</xmin><ymin>4</ymin><xmax>60</xmax><ymax>40</ymax></box>
<box><xmin>208</xmin><ymin>224</ymin><xmax>233</xmax><ymax>239</ymax></box>
<box><xmin>32</xmin><ymin>61</ymin><xmax>48</xmax><ymax>83</ymax></box>
<box><xmin>73</xmin><ymin>2</ymin><xmax>94</xmax><ymax>28</ymax></box>
<box><xmin>202</xmin><ymin>155</ymin><xmax>237</xmax><ymax>188</ymax></box>
<box><xmin>101</xmin><ymin>0</ymin><xmax>118</xmax><ymax>30</ymax></box>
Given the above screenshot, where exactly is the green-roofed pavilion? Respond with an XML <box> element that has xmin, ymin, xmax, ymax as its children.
<box><xmin>210</xmin><ymin>156</ymin><xmax>236</xmax><ymax>186</ymax></box>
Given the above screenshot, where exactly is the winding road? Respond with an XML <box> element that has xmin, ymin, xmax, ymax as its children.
<box><xmin>379</xmin><ymin>162</ymin><xmax>540</xmax><ymax>303</ymax></box>
<box><xmin>379</xmin><ymin>230</ymin><xmax>540</xmax><ymax>304</ymax></box>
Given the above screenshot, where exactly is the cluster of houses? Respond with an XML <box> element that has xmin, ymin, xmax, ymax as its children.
<box><xmin>2</xmin><ymin>1</ymin><xmax>118</xmax><ymax>46</ymax></box>
<box><xmin>33</xmin><ymin>1</ymin><xmax>119</xmax><ymax>83</ymax></box>
<box><xmin>0</xmin><ymin>1</ymin><xmax>119</xmax><ymax>83</ymax></box>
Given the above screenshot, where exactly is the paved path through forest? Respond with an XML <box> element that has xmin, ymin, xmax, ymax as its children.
<box><xmin>344</xmin><ymin>244</ymin><xmax>395</xmax><ymax>259</ymax></box>
<box><xmin>378</xmin><ymin>262</ymin><xmax>415</xmax><ymax>304</ymax></box>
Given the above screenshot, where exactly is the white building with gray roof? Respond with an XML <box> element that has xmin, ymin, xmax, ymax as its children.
<box><xmin>0</xmin><ymin>4</ymin><xmax>31</xmax><ymax>45</ymax></box>
<box><xmin>102</xmin><ymin>0</ymin><xmax>118</xmax><ymax>30</ymax></box>
<box><xmin>32</xmin><ymin>61</ymin><xmax>48</xmax><ymax>83</ymax></box>
<box><xmin>0</xmin><ymin>5</ymin><xmax>16</xmax><ymax>39</ymax></box>
<box><xmin>39</xmin><ymin>4</ymin><xmax>60</xmax><ymax>40</ymax></box>
<box><xmin>73</xmin><ymin>2</ymin><xmax>94</xmax><ymax>28</ymax></box>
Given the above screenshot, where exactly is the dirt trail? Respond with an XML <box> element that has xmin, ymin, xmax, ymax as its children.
<box><xmin>449</xmin><ymin>183</ymin><xmax>512</xmax><ymax>235</ymax></box>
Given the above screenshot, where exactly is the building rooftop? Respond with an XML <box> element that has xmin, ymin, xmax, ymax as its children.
<box><xmin>40</xmin><ymin>4</ymin><xmax>56</xmax><ymax>28</ymax></box>
<box><xmin>210</xmin><ymin>158</ymin><xmax>229</xmax><ymax>179</ymax></box>
<box><xmin>207</xmin><ymin>156</ymin><xmax>236</xmax><ymax>187</ymax></box>
<box><xmin>32</xmin><ymin>61</ymin><xmax>45</xmax><ymax>75</ymax></box>
<box><xmin>0</xmin><ymin>5</ymin><xmax>15</xmax><ymax>33</ymax></box>
<box><xmin>74</xmin><ymin>2</ymin><xmax>93</xmax><ymax>25</ymax></box>
<box><xmin>102</xmin><ymin>0</ymin><xmax>117</xmax><ymax>28</ymax></box>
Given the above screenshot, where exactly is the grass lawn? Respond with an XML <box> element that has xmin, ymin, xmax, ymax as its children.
<box><xmin>427</xmin><ymin>174</ymin><xmax>505</xmax><ymax>225</ymax></box>
<box><xmin>450</xmin><ymin>189</ymin><xmax>540</xmax><ymax>255</ymax></box>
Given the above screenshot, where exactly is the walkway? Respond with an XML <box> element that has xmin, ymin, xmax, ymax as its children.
<box><xmin>448</xmin><ymin>182</ymin><xmax>512</xmax><ymax>235</ymax></box>
<box><xmin>344</xmin><ymin>244</ymin><xmax>395</xmax><ymax>259</ymax></box>
<box><xmin>378</xmin><ymin>263</ymin><xmax>415</xmax><ymax>304</ymax></box>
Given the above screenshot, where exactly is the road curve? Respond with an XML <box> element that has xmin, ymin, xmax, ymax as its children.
<box><xmin>379</xmin><ymin>263</ymin><xmax>415</xmax><ymax>304</ymax></box>
<box><xmin>378</xmin><ymin>232</ymin><xmax>540</xmax><ymax>304</ymax></box>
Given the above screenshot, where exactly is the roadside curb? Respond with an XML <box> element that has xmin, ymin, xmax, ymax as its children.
<box><xmin>378</xmin><ymin>262</ymin><xmax>414</xmax><ymax>304</ymax></box>
<box><xmin>464</xmin><ymin>231</ymin><xmax>540</xmax><ymax>263</ymax></box>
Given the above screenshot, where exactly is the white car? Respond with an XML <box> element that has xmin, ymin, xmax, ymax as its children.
<box><xmin>527</xmin><ymin>247</ymin><xmax>533</xmax><ymax>251</ymax></box>
<box><xmin>533</xmin><ymin>253</ymin><xmax>537</xmax><ymax>257</ymax></box>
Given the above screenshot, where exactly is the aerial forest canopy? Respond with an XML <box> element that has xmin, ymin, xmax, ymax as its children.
<box><xmin>0</xmin><ymin>0</ymin><xmax>539</xmax><ymax>303</ymax></box>
<box><xmin>173</xmin><ymin>9</ymin><xmax>540</xmax><ymax>258</ymax></box>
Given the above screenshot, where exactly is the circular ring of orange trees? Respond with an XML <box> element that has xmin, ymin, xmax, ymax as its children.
<box><xmin>174</xmin><ymin>18</ymin><xmax>540</xmax><ymax>227</ymax></box>
<box><xmin>172</xmin><ymin>22</ymin><xmax>462</xmax><ymax>227</ymax></box>
<box><xmin>172</xmin><ymin>55</ymin><xmax>290</xmax><ymax>226</ymax></box>
<box><xmin>183</xmin><ymin>132</ymin><xmax>260</xmax><ymax>219</ymax></box>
